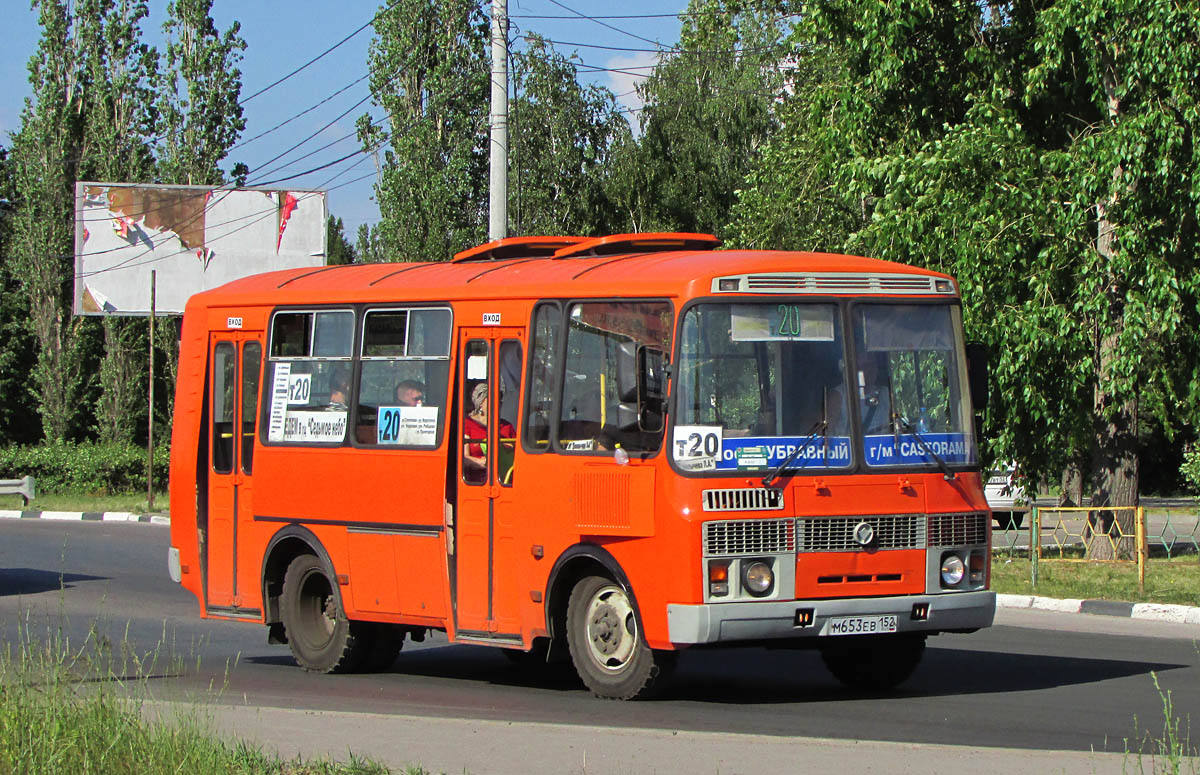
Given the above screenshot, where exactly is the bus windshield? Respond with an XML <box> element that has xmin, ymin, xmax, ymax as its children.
<box><xmin>853</xmin><ymin>303</ymin><xmax>977</xmax><ymax>468</ymax></box>
<box><xmin>674</xmin><ymin>302</ymin><xmax>853</xmax><ymax>472</ymax></box>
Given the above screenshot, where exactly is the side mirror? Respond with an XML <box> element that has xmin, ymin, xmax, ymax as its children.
<box><xmin>616</xmin><ymin>340</ymin><xmax>638</xmax><ymax>403</ymax></box>
<box><xmin>965</xmin><ymin>341</ymin><xmax>989</xmax><ymax>412</ymax></box>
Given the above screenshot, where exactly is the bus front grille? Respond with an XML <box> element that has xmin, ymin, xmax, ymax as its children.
<box><xmin>928</xmin><ymin>512</ymin><xmax>989</xmax><ymax>547</ymax></box>
<box><xmin>704</xmin><ymin>518</ymin><xmax>795</xmax><ymax>556</ymax></box>
<box><xmin>796</xmin><ymin>515</ymin><xmax>926</xmax><ymax>552</ymax></box>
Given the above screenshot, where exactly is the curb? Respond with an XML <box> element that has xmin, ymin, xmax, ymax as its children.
<box><xmin>0</xmin><ymin>510</ymin><xmax>169</xmax><ymax>526</ymax></box>
<box><xmin>997</xmin><ymin>592</ymin><xmax>1200</xmax><ymax>626</ymax></box>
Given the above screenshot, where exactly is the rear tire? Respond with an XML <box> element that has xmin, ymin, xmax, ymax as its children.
<box><xmin>280</xmin><ymin>554</ymin><xmax>369</xmax><ymax>673</ymax></box>
<box><xmin>821</xmin><ymin>633</ymin><xmax>926</xmax><ymax>690</ymax></box>
<box><xmin>565</xmin><ymin>575</ymin><xmax>673</xmax><ymax>699</ymax></box>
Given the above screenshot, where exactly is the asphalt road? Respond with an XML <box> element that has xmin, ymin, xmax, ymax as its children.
<box><xmin>1</xmin><ymin>519</ymin><xmax>1197</xmax><ymax>759</ymax></box>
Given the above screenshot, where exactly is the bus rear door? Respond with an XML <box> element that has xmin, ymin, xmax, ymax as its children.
<box><xmin>205</xmin><ymin>331</ymin><xmax>263</xmax><ymax>615</ymax></box>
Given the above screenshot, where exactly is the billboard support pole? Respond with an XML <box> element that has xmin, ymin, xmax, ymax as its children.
<box><xmin>148</xmin><ymin>270</ymin><xmax>156</xmax><ymax>512</ymax></box>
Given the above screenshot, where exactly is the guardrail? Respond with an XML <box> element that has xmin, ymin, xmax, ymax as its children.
<box><xmin>0</xmin><ymin>476</ymin><xmax>36</xmax><ymax>506</ymax></box>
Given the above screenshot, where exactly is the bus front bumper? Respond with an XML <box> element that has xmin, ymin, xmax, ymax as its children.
<box><xmin>666</xmin><ymin>590</ymin><xmax>996</xmax><ymax>645</ymax></box>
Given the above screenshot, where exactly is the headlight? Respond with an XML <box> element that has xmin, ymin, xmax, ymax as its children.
<box><xmin>940</xmin><ymin>554</ymin><xmax>965</xmax><ymax>586</ymax></box>
<box><xmin>742</xmin><ymin>560</ymin><xmax>774</xmax><ymax>597</ymax></box>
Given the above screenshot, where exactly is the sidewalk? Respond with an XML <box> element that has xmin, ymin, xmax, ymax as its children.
<box><xmin>997</xmin><ymin>592</ymin><xmax>1200</xmax><ymax>625</ymax></box>
<box><xmin>144</xmin><ymin>702</ymin><xmax>1140</xmax><ymax>775</ymax></box>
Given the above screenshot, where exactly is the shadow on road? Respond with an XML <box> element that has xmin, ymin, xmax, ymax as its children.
<box><xmin>243</xmin><ymin>639</ymin><xmax>1185</xmax><ymax>703</ymax></box>
<box><xmin>0</xmin><ymin>568</ymin><xmax>108</xmax><ymax>596</ymax></box>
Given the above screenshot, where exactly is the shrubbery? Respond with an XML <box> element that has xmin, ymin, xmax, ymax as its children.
<box><xmin>1182</xmin><ymin>444</ymin><xmax>1200</xmax><ymax>495</ymax></box>
<box><xmin>0</xmin><ymin>442</ymin><xmax>169</xmax><ymax>494</ymax></box>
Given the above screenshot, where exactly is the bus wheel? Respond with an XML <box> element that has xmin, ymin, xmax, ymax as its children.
<box><xmin>820</xmin><ymin>633</ymin><xmax>926</xmax><ymax>690</ymax></box>
<box><xmin>566</xmin><ymin>576</ymin><xmax>671</xmax><ymax>699</ymax></box>
<box><xmin>281</xmin><ymin>554</ymin><xmax>367</xmax><ymax>673</ymax></box>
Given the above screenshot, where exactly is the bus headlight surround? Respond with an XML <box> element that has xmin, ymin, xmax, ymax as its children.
<box><xmin>940</xmin><ymin>553</ymin><xmax>965</xmax><ymax>587</ymax></box>
<box><xmin>742</xmin><ymin>560</ymin><xmax>774</xmax><ymax>597</ymax></box>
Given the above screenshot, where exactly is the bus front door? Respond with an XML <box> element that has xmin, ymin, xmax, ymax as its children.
<box><xmin>455</xmin><ymin>328</ymin><xmax>524</xmax><ymax>641</ymax></box>
<box><xmin>205</xmin><ymin>333</ymin><xmax>263</xmax><ymax>616</ymax></box>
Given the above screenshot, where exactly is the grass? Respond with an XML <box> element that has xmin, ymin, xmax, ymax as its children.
<box><xmin>992</xmin><ymin>553</ymin><xmax>1200</xmax><ymax>606</ymax></box>
<box><xmin>0</xmin><ymin>619</ymin><xmax>416</xmax><ymax>775</ymax></box>
<box><xmin>0</xmin><ymin>491</ymin><xmax>168</xmax><ymax>513</ymax></box>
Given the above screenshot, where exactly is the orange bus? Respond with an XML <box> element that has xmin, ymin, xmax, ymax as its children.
<box><xmin>168</xmin><ymin>232</ymin><xmax>995</xmax><ymax>699</ymax></box>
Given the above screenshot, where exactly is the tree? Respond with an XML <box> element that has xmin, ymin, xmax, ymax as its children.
<box><xmin>0</xmin><ymin>145</ymin><xmax>40</xmax><ymax>444</ymax></box>
<box><xmin>8</xmin><ymin>0</ymin><xmax>90</xmax><ymax>443</ymax></box>
<box><xmin>509</xmin><ymin>34</ymin><xmax>630</xmax><ymax>236</ymax></box>
<box><xmin>76</xmin><ymin>0</ymin><xmax>160</xmax><ymax>445</ymax></box>
<box><xmin>615</xmin><ymin>0</ymin><xmax>791</xmax><ymax>235</ymax></box>
<box><xmin>326</xmin><ymin>215</ymin><xmax>357</xmax><ymax>265</ymax></box>
<box><xmin>361</xmin><ymin>0</ymin><xmax>489</xmax><ymax>262</ymax></box>
<box><xmin>155</xmin><ymin>0</ymin><xmax>246</xmax><ymax>187</ymax></box>
<box><xmin>354</xmin><ymin>222</ymin><xmax>387</xmax><ymax>264</ymax></box>
<box><xmin>730</xmin><ymin>0</ymin><xmax>1200</xmax><ymax>556</ymax></box>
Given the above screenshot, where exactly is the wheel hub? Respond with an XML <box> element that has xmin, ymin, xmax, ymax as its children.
<box><xmin>590</xmin><ymin>605</ymin><xmax>623</xmax><ymax>655</ymax></box>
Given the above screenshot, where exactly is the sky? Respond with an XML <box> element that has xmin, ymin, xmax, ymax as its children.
<box><xmin>0</xmin><ymin>0</ymin><xmax>686</xmax><ymax>237</ymax></box>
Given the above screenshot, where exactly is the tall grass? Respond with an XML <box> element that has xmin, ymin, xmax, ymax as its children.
<box><xmin>0</xmin><ymin>614</ymin><xmax>400</xmax><ymax>775</ymax></box>
<box><xmin>1126</xmin><ymin>672</ymin><xmax>1199</xmax><ymax>774</ymax></box>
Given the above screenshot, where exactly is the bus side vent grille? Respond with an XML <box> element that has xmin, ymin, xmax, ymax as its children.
<box><xmin>796</xmin><ymin>515</ymin><xmax>926</xmax><ymax>552</ymax></box>
<box><xmin>701</xmin><ymin>488</ymin><xmax>784</xmax><ymax>512</ymax></box>
<box><xmin>927</xmin><ymin>512</ymin><xmax>989</xmax><ymax>547</ymax></box>
<box><xmin>723</xmin><ymin>273</ymin><xmax>947</xmax><ymax>295</ymax></box>
<box><xmin>704</xmin><ymin>519</ymin><xmax>795</xmax><ymax>556</ymax></box>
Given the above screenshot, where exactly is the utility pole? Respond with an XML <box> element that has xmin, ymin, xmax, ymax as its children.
<box><xmin>489</xmin><ymin>0</ymin><xmax>509</xmax><ymax>241</ymax></box>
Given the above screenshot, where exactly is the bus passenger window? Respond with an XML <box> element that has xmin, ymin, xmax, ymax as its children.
<box><xmin>356</xmin><ymin>307</ymin><xmax>451</xmax><ymax>448</ymax></box>
<box><xmin>265</xmin><ymin>309</ymin><xmax>354</xmax><ymax>445</ymax></box>
<box><xmin>498</xmin><ymin>340</ymin><xmax>522</xmax><ymax>485</ymax></box>
<box><xmin>212</xmin><ymin>342</ymin><xmax>236</xmax><ymax>473</ymax></box>
<box><xmin>241</xmin><ymin>342</ymin><xmax>261</xmax><ymax>473</ymax></box>
<box><xmin>524</xmin><ymin>303</ymin><xmax>559</xmax><ymax>451</ymax></box>
<box><xmin>558</xmin><ymin>301</ymin><xmax>672</xmax><ymax>455</ymax></box>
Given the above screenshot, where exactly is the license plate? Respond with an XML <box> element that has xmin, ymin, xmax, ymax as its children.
<box><xmin>826</xmin><ymin>614</ymin><xmax>898</xmax><ymax>636</ymax></box>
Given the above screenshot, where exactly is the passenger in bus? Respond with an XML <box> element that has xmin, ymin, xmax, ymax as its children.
<box><xmin>328</xmin><ymin>368</ymin><xmax>352</xmax><ymax>410</ymax></box>
<box><xmin>394</xmin><ymin>380</ymin><xmax>426</xmax><ymax>407</ymax></box>
<box><xmin>463</xmin><ymin>381</ymin><xmax>515</xmax><ymax>483</ymax></box>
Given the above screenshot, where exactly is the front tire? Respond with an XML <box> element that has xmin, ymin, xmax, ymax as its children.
<box><xmin>280</xmin><ymin>554</ymin><xmax>369</xmax><ymax>673</ymax></box>
<box><xmin>565</xmin><ymin>575</ymin><xmax>673</xmax><ymax>699</ymax></box>
<box><xmin>820</xmin><ymin>633</ymin><xmax>926</xmax><ymax>690</ymax></box>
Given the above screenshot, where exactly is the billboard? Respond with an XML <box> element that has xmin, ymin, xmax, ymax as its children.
<box><xmin>74</xmin><ymin>182</ymin><xmax>328</xmax><ymax>315</ymax></box>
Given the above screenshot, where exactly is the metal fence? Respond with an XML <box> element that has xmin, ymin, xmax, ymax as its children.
<box><xmin>991</xmin><ymin>506</ymin><xmax>1200</xmax><ymax>595</ymax></box>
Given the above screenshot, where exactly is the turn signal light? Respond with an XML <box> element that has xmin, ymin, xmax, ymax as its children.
<box><xmin>969</xmin><ymin>550</ymin><xmax>985</xmax><ymax>583</ymax></box>
<box><xmin>708</xmin><ymin>560</ymin><xmax>730</xmax><ymax>597</ymax></box>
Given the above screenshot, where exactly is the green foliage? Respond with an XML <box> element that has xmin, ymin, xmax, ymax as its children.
<box><xmin>618</xmin><ymin>0</ymin><xmax>792</xmax><ymax>235</ymax></box>
<box><xmin>362</xmin><ymin>0</ymin><xmax>488</xmax><ymax>261</ymax></box>
<box><xmin>730</xmin><ymin>0</ymin><xmax>1200</xmax><ymax>501</ymax></box>
<box><xmin>0</xmin><ymin>442</ymin><xmax>169</xmax><ymax>495</ymax></box>
<box><xmin>1182</xmin><ymin>446</ymin><xmax>1200</xmax><ymax>495</ymax></box>
<box><xmin>155</xmin><ymin>0</ymin><xmax>247</xmax><ymax>186</ymax></box>
<box><xmin>326</xmin><ymin>215</ymin><xmax>358</xmax><ymax>265</ymax></box>
<box><xmin>509</xmin><ymin>34</ymin><xmax>630</xmax><ymax>236</ymax></box>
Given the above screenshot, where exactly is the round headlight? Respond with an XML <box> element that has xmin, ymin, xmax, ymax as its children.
<box><xmin>941</xmin><ymin>554</ymin><xmax>965</xmax><ymax>586</ymax></box>
<box><xmin>742</xmin><ymin>561</ymin><xmax>774</xmax><ymax>597</ymax></box>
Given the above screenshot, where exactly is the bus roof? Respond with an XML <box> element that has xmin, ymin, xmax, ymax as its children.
<box><xmin>187</xmin><ymin>241</ymin><xmax>956</xmax><ymax>310</ymax></box>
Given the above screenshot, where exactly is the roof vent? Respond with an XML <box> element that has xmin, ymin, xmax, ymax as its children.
<box><xmin>452</xmin><ymin>236</ymin><xmax>585</xmax><ymax>262</ymax></box>
<box><xmin>553</xmin><ymin>232</ymin><xmax>721</xmax><ymax>259</ymax></box>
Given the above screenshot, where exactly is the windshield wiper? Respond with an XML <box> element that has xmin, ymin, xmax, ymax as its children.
<box><xmin>761</xmin><ymin>390</ymin><xmax>829</xmax><ymax>489</ymax></box>
<box><xmin>895</xmin><ymin>416</ymin><xmax>956</xmax><ymax>481</ymax></box>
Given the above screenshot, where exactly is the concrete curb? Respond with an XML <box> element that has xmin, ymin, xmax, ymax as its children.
<box><xmin>997</xmin><ymin>592</ymin><xmax>1200</xmax><ymax>625</ymax></box>
<box><xmin>0</xmin><ymin>509</ymin><xmax>169</xmax><ymax>526</ymax></box>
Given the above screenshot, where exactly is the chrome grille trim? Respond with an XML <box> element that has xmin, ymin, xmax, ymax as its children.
<box><xmin>796</xmin><ymin>514</ymin><xmax>926</xmax><ymax>552</ymax></box>
<box><xmin>704</xmin><ymin>518</ymin><xmax>796</xmax><ymax>556</ymax></box>
<box><xmin>711</xmin><ymin>273</ymin><xmax>954</xmax><ymax>296</ymax></box>
<box><xmin>702</xmin><ymin>488</ymin><xmax>785</xmax><ymax>512</ymax></box>
<box><xmin>928</xmin><ymin>512</ymin><xmax>989</xmax><ymax>547</ymax></box>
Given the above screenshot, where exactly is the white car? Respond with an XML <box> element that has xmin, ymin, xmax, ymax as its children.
<box><xmin>985</xmin><ymin>464</ymin><xmax>1028</xmax><ymax>530</ymax></box>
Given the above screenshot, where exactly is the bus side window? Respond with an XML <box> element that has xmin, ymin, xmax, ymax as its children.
<box><xmin>241</xmin><ymin>342</ymin><xmax>262</xmax><ymax>473</ymax></box>
<box><xmin>524</xmin><ymin>303</ymin><xmax>559</xmax><ymax>451</ymax></box>
<box><xmin>498</xmin><ymin>340</ymin><xmax>522</xmax><ymax>485</ymax></box>
<box><xmin>213</xmin><ymin>342</ymin><xmax>236</xmax><ymax>473</ymax></box>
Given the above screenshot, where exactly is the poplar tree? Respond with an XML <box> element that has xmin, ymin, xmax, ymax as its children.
<box><xmin>361</xmin><ymin>0</ymin><xmax>489</xmax><ymax>262</ymax></box>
